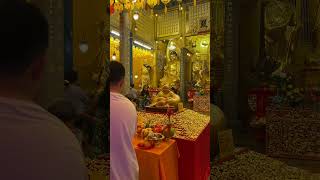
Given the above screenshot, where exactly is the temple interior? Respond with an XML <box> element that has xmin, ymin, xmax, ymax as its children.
<box><xmin>22</xmin><ymin>0</ymin><xmax>320</xmax><ymax>179</ymax></box>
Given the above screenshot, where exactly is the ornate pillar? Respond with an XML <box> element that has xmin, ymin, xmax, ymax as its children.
<box><xmin>224</xmin><ymin>0</ymin><xmax>240</xmax><ymax>129</ymax></box>
<box><xmin>30</xmin><ymin>0</ymin><xmax>64</xmax><ymax>108</ymax></box>
<box><xmin>120</xmin><ymin>11</ymin><xmax>131</xmax><ymax>94</ymax></box>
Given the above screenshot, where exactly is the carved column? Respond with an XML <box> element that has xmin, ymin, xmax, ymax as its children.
<box><xmin>120</xmin><ymin>11</ymin><xmax>131</xmax><ymax>94</ymax></box>
<box><xmin>224</xmin><ymin>0</ymin><xmax>240</xmax><ymax>129</ymax></box>
<box><xmin>30</xmin><ymin>0</ymin><xmax>64</xmax><ymax>108</ymax></box>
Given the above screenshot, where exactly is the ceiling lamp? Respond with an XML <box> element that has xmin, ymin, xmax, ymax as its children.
<box><xmin>111</xmin><ymin>30</ymin><xmax>120</xmax><ymax>37</ymax></box>
<box><xmin>134</xmin><ymin>40</ymin><xmax>152</xmax><ymax>50</ymax></box>
<box><xmin>161</xmin><ymin>0</ymin><xmax>171</xmax><ymax>14</ymax></box>
<box><xmin>201</xmin><ymin>41</ymin><xmax>209</xmax><ymax>47</ymax></box>
<box><xmin>79</xmin><ymin>41</ymin><xmax>89</xmax><ymax>53</ymax></box>
<box><xmin>112</xmin><ymin>52</ymin><xmax>117</xmax><ymax>60</ymax></box>
<box><xmin>133</xmin><ymin>11</ymin><xmax>139</xmax><ymax>20</ymax></box>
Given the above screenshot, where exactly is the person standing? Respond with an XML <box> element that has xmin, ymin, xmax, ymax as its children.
<box><xmin>0</xmin><ymin>1</ymin><xmax>87</xmax><ymax>179</ymax></box>
<box><xmin>64</xmin><ymin>70</ymin><xmax>89</xmax><ymax>115</ymax></box>
<box><xmin>110</xmin><ymin>61</ymin><xmax>139</xmax><ymax>180</ymax></box>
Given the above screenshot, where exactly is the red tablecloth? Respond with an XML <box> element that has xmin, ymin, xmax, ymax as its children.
<box><xmin>174</xmin><ymin>124</ymin><xmax>211</xmax><ymax>180</ymax></box>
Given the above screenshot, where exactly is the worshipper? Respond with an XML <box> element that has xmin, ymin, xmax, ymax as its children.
<box><xmin>127</xmin><ymin>83</ymin><xmax>138</xmax><ymax>100</ymax></box>
<box><xmin>64</xmin><ymin>70</ymin><xmax>90</xmax><ymax>115</ymax></box>
<box><xmin>140</xmin><ymin>85</ymin><xmax>149</xmax><ymax>97</ymax></box>
<box><xmin>0</xmin><ymin>1</ymin><xmax>87</xmax><ymax>179</ymax></box>
<box><xmin>110</xmin><ymin>61</ymin><xmax>139</xmax><ymax>180</ymax></box>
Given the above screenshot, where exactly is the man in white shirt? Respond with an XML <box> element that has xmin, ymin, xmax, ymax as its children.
<box><xmin>110</xmin><ymin>61</ymin><xmax>139</xmax><ymax>180</ymax></box>
<box><xmin>0</xmin><ymin>1</ymin><xmax>87</xmax><ymax>179</ymax></box>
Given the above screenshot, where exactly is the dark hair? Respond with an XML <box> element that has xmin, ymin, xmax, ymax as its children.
<box><xmin>109</xmin><ymin>61</ymin><xmax>125</xmax><ymax>84</ymax></box>
<box><xmin>130</xmin><ymin>84</ymin><xmax>134</xmax><ymax>88</ymax></box>
<box><xmin>66</xmin><ymin>70</ymin><xmax>78</xmax><ymax>84</ymax></box>
<box><xmin>0</xmin><ymin>0</ymin><xmax>49</xmax><ymax>75</ymax></box>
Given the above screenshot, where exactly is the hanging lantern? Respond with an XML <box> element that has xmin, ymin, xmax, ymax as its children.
<box><xmin>124</xmin><ymin>1</ymin><xmax>133</xmax><ymax>11</ymax></box>
<box><xmin>118</xmin><ymin>0</ymin><xmax>128</xmax><ymax>3</ymax></box>
<box><xmin>110</xmin><ymin>4</ymin><xmax>115</xmax><ymax>15</ymax></box>
<box><xmin>147</xmin><ymin>0</ymin><xmax>157</xmax><ymax>15</ymax></box>
<box><xmin>161</xmin><ymin>0</ymin><xmax>171</xmax><ymax>14</ymax></box>
<box><xmin>177</xmin><ymin>0</ymin><xmax>182</xmax><ymax>10</ymax></box>
<box><xmin>110</xmin><ymin>0</ymin><xmax>115</xmax><ymax>6</ymax></box>
<box><xmin>135</xmin><ymin>0</ymin><xmax>144</xmax><ymax>9</ymax></box>
<box><xmin>114</xmin><ymin>2</ymin><xmax>124</xmax><ymax>12</ymax></box>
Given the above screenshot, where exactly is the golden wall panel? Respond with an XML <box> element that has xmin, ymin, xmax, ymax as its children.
<box><xmin>73</xmin><ymin>0</ymin><xmax>107</xmax><ymax>92</ymax></box>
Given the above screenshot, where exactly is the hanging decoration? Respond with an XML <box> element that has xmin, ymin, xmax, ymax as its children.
<box><xmin>110</xmin><ymin>5</ymin><xmax>115</xmax><ymax>15</ymax></box>
<box><xmin>194</xmin><ymin>0</ymin><xmax>196</xmax><ymax>6</ymax></box>
<box><xmin>147</xmin><ymin>0</ymin><xmax>158</xmax><ymax>15</ymax></box>
<box><xmin>161</xmin><ymin>0</ymin><xmax>171</xmax><ymax>14</ymax></box>
<box><xmin>113</xmin><ymin>1</ymin><xmax>124</xmax><ymax>12</ymax></box>
<box><xmin>177</xmin><ymin>0</ymin><xmax>182</xmax><ymax>10</ymax></box>
<box><xmin>111</xmin><ymin>0</ymin><xmax>187</xmax><ymax>14</ymax></box>
<box><xmin>135</xmin><ymin>0</ymin><xmax>145</xmax><ymax>10</ymax></box>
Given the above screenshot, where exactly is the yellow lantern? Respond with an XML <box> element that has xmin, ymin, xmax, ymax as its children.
<box><xmin>135</xmin><ymin>0</ymin><xmax>145</xmax><ymax>9</ymax></box>
<box><xmin>114</xmin><ymin>2</ymin><xmax>124</xmax><ymax>12</ymax></box>
<box><xmin>118</xmin><ymin>0</ymin><xmax>128</xmax><ymax>3</ymax></box>
<box><xmin>161</xmin><ymin>0</ymin><xmax>171</xmax><ymax>14</ymax></box>
<box><xmin>124</xmin><ymin>1</ymin><xmax>133</xmax><ymax>11</ymax></box>
<box><xmin>147</xmin><ymin>0</ymin><xmax>157</xmax><ymax>15</ymax></box>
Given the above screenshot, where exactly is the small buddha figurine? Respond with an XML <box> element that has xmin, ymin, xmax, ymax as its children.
<box><xmin>150</xmin><ymin>85</ymin><xmax>181</xmax><ymax>108</ymax></box>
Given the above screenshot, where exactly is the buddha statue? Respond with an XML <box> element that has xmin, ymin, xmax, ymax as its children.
<box><xmin>160</xmin><ymin>51</ymin><xmax>180</xmax><ymax>87</ymax></box>
<box><xmin>150</xmin><ymin>85</ymin><xmax>181</xmax><ymax>108</ymax></box>
<box><xmin>141</xmin><ymin>64</ymin><xmax>151</xmax><ymax>88</ymax></box>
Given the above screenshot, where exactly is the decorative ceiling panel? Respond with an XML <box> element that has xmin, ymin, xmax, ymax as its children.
<box><xmin>156</xmin><ymin>10</ymin><xmax>180</xmax><ymax>37</ymax></box>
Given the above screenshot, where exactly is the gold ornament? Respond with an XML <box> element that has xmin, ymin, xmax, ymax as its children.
<box><xmin>114</xmin><ymin>2</ymin><xmax>124</xmax><ymax>12</ymax></box>
<box><xmin>147</xmin><ymin>0</ymin><xmax>157</xmax><ymax>15</ymax></box>
<box><xmin>135</xmin><ymin>0</ymin><xmax>145</xmax><ymax>9</ymax></box>
<box><xmin>124</xmin><ymin>1</ymin><xmax>133</xmax><ymax>11</ymax></box>
<box><xmin>118</xmin><ymin>0</ymin><xmax>128</xmax><ymax>3</ymax></box>
<box><xmin>161</xmin><ymin>0</ymin><xmax>171</xmax><ymax>14</ymax></box>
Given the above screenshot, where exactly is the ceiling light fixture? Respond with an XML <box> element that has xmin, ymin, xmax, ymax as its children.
<box><xmin>133</xmin><ymin>12</ymin><xmax>139</xmax><ymax>20</ymax></box>
<box><xmin>112</xmin><ymin>52</ymin><xmax>117</xmax><ymax>60</ymax></box>
<box><xmin>134</xmin><ymin>40</ymin><xmax>152</xmax><ymax>50</ymax></box>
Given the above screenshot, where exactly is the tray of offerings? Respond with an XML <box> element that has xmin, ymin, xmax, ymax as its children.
<box><xmin>145</xmin><ymin>106</ymin><xmax>178</xmax><ymax>113</ymax></box>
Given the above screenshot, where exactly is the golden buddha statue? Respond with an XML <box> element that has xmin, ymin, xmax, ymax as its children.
<box><xmin>192</xmin><ymin>59</ymin><xmax>203</xmax><ymax>87</ymax></box>
<box><xmin>141</xmin><ymin>64</ymin><xmax>151</xmax><ymax>88</ymax></box>
<box><xmin>160</xmin><ymin>50</ymin><xmax>180</xmax><ymax>87</ymax></box>
<box><xmin>150</xmin><ymin>85</ymin><xmax>181</xmax><ymax>108</ymax></box>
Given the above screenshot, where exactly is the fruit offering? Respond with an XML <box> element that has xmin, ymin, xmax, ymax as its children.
<box><xmin>137</xmin><ymin>140</ymin><xmax>155</xmax><ymax>150</ymax></box>
<box><xmin>163</xmin><ymin>126</ymin><xmax>175</xmax><ymax>139</ymax></box>
<box><xmin>153</xmin><ymin>124</ymin><xmax>164</xmax><ymax>133</ymax></box>
<box><xmin>141</xmin><ymin>128</ymin><xmax>153</xmax><ymax>138</ymax></box>
<box><xmin>147</xmin><ymin>133</ymin><xmax>165</xmax><ymax>145</ymax></box>
<box><xmin>136</xmin><ymin>123</ymin><xmax>144</xmax><ymax>134</ymax></box>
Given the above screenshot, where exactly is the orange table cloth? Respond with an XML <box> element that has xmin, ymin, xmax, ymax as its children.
<box><xmin>132</xmin><ymin>137</ymin><xmax>179</xmax><ymax>180</ymax></box>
